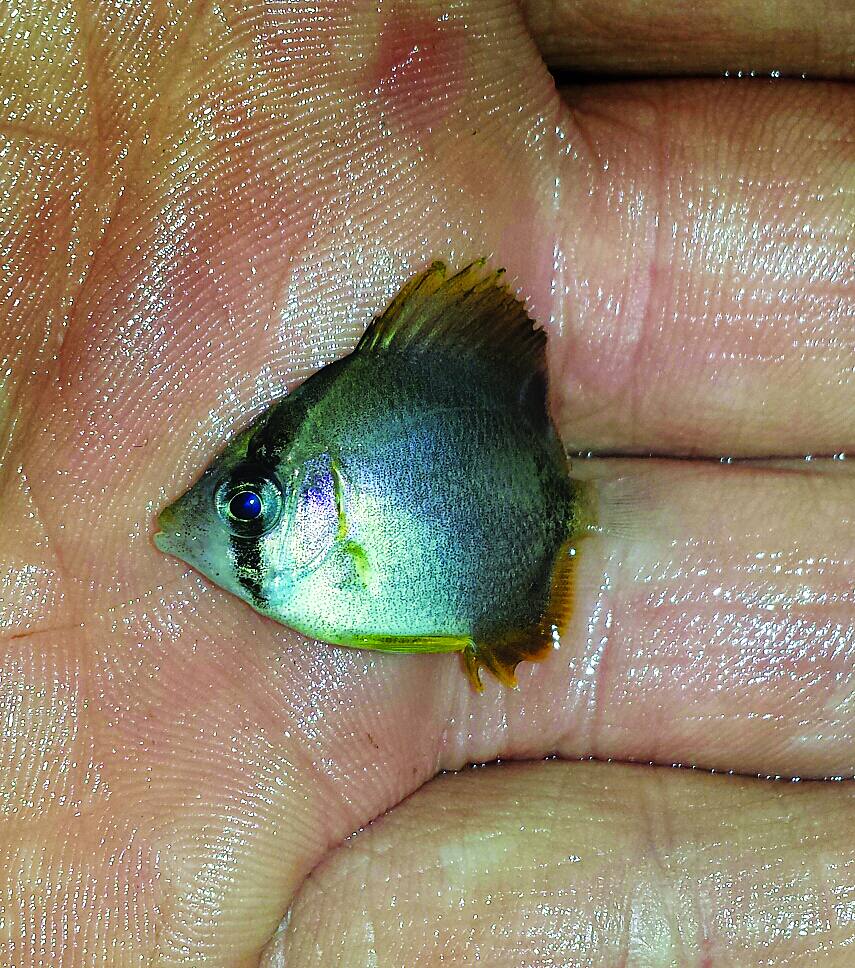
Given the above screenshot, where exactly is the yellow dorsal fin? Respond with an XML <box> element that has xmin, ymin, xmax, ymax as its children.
<box><xmin>356</xmin><ymin>260</ymin><xmax>547</xmax><ymax>401</ymax></box>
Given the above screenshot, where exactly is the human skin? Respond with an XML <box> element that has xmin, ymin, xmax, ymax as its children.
<box><xmin>0</xmin><ymin>1</ymin><xmax>853</xmax><ymax>966</ymax></box>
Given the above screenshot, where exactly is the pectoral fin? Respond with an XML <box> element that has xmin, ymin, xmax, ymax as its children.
<box><xmin>341</xmin><ymin>539</ymin><xmax>371</xmax><ymax>588</ymax></box>
<box><xmin>329</xmin><ymin>457</ymin><xmax>372</xmax><ymax>588</ymax></box>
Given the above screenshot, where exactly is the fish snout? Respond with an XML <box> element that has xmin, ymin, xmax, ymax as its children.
<box><xmin>153</xmin><ymin>504</ymin><xmax>181</xmax><ymax>553</ymax></box>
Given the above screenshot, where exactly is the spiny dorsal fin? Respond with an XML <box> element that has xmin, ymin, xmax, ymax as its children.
<box><xmin>356</xmin><ymin>260</ymin><xmax>547</xmax><ymax>394</ymax></box>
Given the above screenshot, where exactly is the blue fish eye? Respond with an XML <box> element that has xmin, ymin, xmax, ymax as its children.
<box><xmin>229</xmin><ymin>490</ymin><xmax>262</xmax><ymax>521</ymax></box>
<box><xmin>216</xmin><ymin>465</ymin><xmax>283</xmax><ymax>536</ymax></box>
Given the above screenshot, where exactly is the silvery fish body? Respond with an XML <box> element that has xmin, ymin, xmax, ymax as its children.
<box><xmin>155</xmin><ymin>261</ymin><xmax>588</xmax><ymax>689</ymax></box>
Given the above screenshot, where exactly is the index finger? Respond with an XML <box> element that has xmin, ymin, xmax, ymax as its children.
<box><xmin>522</xmin><ymin>0</ymin><xmax>855</xmax><ymax>78</ymax></box>
<box><xmin>549</xmin><ymin>79</ymin><xmax>854</xmax><ymax>457</ymax></box>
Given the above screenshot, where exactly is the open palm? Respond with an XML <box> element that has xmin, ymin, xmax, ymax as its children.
<box><xmin>2</xmin><ymin>1</ymin><xmax>853</xmax><ymax>965</ymax></box>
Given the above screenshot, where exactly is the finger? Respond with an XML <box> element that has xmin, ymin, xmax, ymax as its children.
<box><xmin>539</xmin><ymin>458</ymin><xmax>855</xmax><ymax>779</ymax></box>
<box><xmin>4</xmin><ymin>16</ymin><xmax>852</xmax><ymax>470</ymax></box>
<box><xmin>550</xmin><ymin>79</ymin><xmax>854</xmax><ymax>456</ymax></box>
<box><xmin>521</xmin><ymin>0</ymin><xmax>855</xmax><ymax>79</ymax></box>
<box><xmin>265</xmin><ymin>760</ymin><xmax>855</xmax><ymax>966</ymax></box>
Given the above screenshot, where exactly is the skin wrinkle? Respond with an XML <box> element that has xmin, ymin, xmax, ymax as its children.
<box><xmin>521</xmin><ymin>0</ymin><xmax>855</xmax><ymax>78</ymax></box>
<box><xmin>0</xmin><ymin>464</ymin><xmax>69</xmax><ymax>639</ymax></box>
<box><xmin>49</xmin><ymin>4</ymin><xmax>213</xmax><ymax>386</ymax></box>
<box><xmin>0</xmin><ymin>122</ymin><xmax>88</xmax><ymax>149</ymax></box>
<box><xmin>627</xmin><ymin>94</ymin><xmax>668</xmax><ymax>452</ymax></box>
<box><xmin>55</xmin><ymin>4</ymin><xmax>129</xmax><ymax>378</ymax></box>
<box><xmin>0</xmin><ymin>1</ymin><xmax>852</xmax><ymax>964</ymax></box>
<box><xmin>269</xmin><ymin>764</ymin><xmax>855</xmax><ymax>965</ymax></box>
<box><xmin>640</xmin><ymin>772</ymin><xmax>687</xmax><ymax>961</ymax></box>
<box><xmin>565</xmin><ymin>85</ymin><xmax>847</xmax><ymax>454</ymax></box>
<box><xmin>78</xmin><ymin>0</ymin><xmax>105</xmax><ymax>154</ymax></box>
<box><xmin>550</xmin><ymin>94</ymin><xmax>665</xmax><ymax>437</ymax></box>
<box><xmin>585</xmin><ymin>558</ymin><xmax>615</xmax><ymax>763</ymax></box>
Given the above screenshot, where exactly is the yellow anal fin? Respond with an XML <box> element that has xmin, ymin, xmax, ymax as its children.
<box><xmin>465</xmin><ymin>539</ymin><xmax>581</xmax><ymax>692</ymax></box>
<box><xmin>342</xmin><ymin>634</ymin><xmax>474</xmax><ymax>655</ymax></box>
<box><xmin>463</xmin><ymin>635</ymin><xmax>553</xmax><ymax>692</ymax></box>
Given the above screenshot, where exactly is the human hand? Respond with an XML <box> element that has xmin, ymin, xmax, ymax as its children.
<box><xmin>2</xmin><ymin>1</ymin><xmax>853</xmax><ymax>965</ymax></box>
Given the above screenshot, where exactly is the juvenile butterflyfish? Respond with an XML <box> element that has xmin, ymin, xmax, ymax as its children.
<box><xmin>154</xmin><ymin>260</ymin><xmax>591</xmax><ymax>690</ymax></box>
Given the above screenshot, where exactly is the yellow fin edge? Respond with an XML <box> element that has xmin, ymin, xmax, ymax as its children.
<box><xmin>339</xmin><ymin>634</ymin><xmax>474</xmax><ymax>655</ymax></box>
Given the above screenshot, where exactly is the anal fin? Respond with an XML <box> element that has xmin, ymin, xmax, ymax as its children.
<box><xmin>462</xmin><ymin>634</ymin><xmax>554</xmax><ymax>693</ymax></box>
<box><xmin>341</xmin><ymin>634</ymin><xmax>474</xmax><ymax>655</ymax></box>
<box><xmin>464</xmin><ymin>538</ymin><xmax>580</xmax><ymax>692</ymax></box>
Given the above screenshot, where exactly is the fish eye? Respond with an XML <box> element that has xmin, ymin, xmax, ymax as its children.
<box><xmin>228</xmin><ymin>490</ymin><xmax>262</xmax><ymax>521</ymax></box>
<box><xmin>215</xmin><ymin>465</ymin><xmax>283</xmax><ymax>537</ymax></box>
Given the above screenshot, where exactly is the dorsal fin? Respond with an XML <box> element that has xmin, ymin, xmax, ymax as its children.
<box><xmin>355</xmin><ymin>260</ymin><xmax>547</xmax><ymax>399</ymax></box>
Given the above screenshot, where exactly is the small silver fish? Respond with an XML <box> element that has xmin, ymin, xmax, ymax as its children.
<box><xmin>155</xmin><ymin>260</ymin><xmax>590</xmax><ymax>689</ymax></box>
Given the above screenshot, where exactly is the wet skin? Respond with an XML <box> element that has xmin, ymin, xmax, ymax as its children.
<box><xmin>0</xmin><ymin>1</ymin><xmax>853</xmax><ymax>966</ymax></box>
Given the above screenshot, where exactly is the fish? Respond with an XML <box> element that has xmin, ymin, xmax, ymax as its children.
<box><xmin>154</xmin><ymin>260</ymin><xmax>592</xmax><ymax>690</ymax></box>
